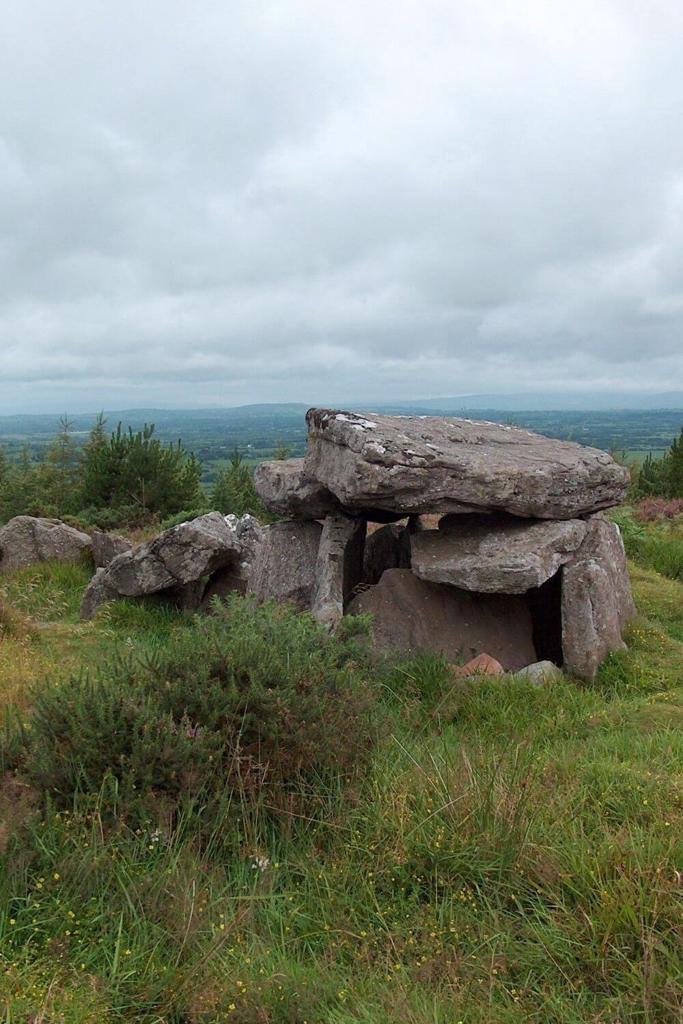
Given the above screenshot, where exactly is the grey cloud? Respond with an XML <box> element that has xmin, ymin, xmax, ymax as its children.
<box><xmin>1</xmin><ymin>0</ymin><xmax>683</xmax><ymax>412</ymax></box>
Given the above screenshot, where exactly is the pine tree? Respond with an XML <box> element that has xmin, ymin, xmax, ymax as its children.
<box><xmin>666</xmin><ymin>428</ymin><xmax>683</xmax><ymax>498</ymax></box>
<box><xmin>211</xmin><ymin>449</ymin><xmax>266</xmax><ymax>518</ymax></box>
<box><xmin>635</xmin><ymin>452</ymin><xmax>666</xmax><ymax>497</ymax></box>
<box><xmin>44</xmin><ymin>416</ymin><xmax>80</xmax><ymax>514</ymax></box>
<box><xmin>80</xmin><ymin>421</ymin><xmax>202</xmax><ymax>522</ymax></box>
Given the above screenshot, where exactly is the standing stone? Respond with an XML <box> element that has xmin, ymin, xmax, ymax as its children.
<box><xmin>80</xmin><ymin>568</ymin><xmax>119</xmax><ymax>620</ymax></box>
<box><xmin>561</xmin><ymin>516</ymin><xmax>637</xmax><ymax>681</ymax></box>
<box><xmin>304</xmin><ymin>409</ymin><xmax>629</xmax><ymax>519</ymax></box>
<box><xmin>346</xmin><ymin>569</ymin><xmax>537</xmax><ymax>671</ymax></box>
<box><xmin>411</xmin><ymin>514</ymin><xmax>587</xmax><ymax>593</ymax></box>
<box><xmin>0</xmin><ymin>516</ymin><xmax>92</xmax><ymax>574</ymax></box>
<box><xmin>311</xmin><ymin>515</ymin><xmax>366</xmax><ymax>629</ymax></box>
<box><xmin>91</xmin><ymin>530</ymin><xmax>133</xmax><ymax>568</ymax></box>
<box><xmin>363</xmin><ymin>523</ymin><xmax>411</xmax><ymax>585</ymax></box>
<box><xmin>247</xmin><ymin>520</ymin><xmax>322</xmax><ymax>610</ymax></box>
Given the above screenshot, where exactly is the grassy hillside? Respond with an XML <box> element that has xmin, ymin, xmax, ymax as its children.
<box><xmin>0</xmin><ymin>521</ymin><xmax>682</xmax><ymax>1023</ymax></box>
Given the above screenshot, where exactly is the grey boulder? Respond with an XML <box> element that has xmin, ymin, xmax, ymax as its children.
<box><xmin>304</xmin><ymin>409</ymin><xmax>629</xmax><ymax>519</ymax></box>
<box><xmin>515</xmin><ymin>660</ymin><xmax>564</xmax><ymax>687</ymax></box>
<box><xmin>80</xmin><ymin>568</ymin><xmax>119</xmax><ymax>621</ymax></box>
<box><xmin>80</xmin><ymin>512</ymin><xmax>248</xmax><ymax>619</ymax></box>
<box><xmin>0</xmin><ymin>516</ymin><xmax>92</xmax><ymax>574</ymax></box>
<box><xmin>411</xmin><ymin>514</ymin><xmax>587</xmax><ymax>593</ymax></box>
<box><xmin>561</xmin><ymin>516</ymin><xmax>637</xmax><ymax>681</ymax></box>
<box><xmin>199</xmin><ymin>513</ymin><xmax>265</xmax><ymax>609</ymax></box>
<box><xmin>247</xmin><ymin>520</ymin><xmax>322</xmax><ymax>610</ymax></box>
<box><xmin>104</xmin><ymin>512</ymin><xmax>243</xmax><ymax>597</ymax></box>
<box><xmin>254</xmin><ymin>458</ymin><xmax>340</xmax><ymax>518</ymax></box>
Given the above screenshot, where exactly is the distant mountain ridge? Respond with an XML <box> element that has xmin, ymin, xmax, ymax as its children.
<box><xmin>0</xmin><ymin>392</ymin><xmax>681</xmax><ymax>434</ymax></box>
<box><xmin>376</xmin><ymin>392</ymin><xmax>683</xmax><ymax>412</ymax></box>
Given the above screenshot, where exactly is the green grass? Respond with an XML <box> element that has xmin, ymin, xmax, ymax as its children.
<box><xmin>0</xmin><ymin>523</ymin><xmax>682</xmax><ymax>1023</ymax></box>
<box><xmin>612</xmin><ymin>509</ymin><xmax>683</xmax><ymax>581</ymax></box>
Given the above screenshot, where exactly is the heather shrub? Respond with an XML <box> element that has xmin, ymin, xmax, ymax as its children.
<box><xmin>11</xmin><ymin>596</ymin><xmax>379</xmax><ymax>829</ymax></box>
<box><xmin>635</xmin><ymin>497</ymin><xmax>683</xmax><ymax>522</ymax></box>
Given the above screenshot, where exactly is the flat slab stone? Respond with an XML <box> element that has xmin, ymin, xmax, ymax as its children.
<box><xmin>346</xmin><ymin>568</ymin><xmax>536</xmax><ymax>671</ymax></box>
<box><xmin>304</xmin><ymin>409</ymin><xmax>629</xmax><ymax>519</ymax></box>
<box><xmin>411</xmin><ymin>514</ymin><xmax>587</xmax><ymax>593</ymax></box>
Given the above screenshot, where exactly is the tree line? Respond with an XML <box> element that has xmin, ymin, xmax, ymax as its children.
<box><xmin>1</xmin><ymin>415</ymin><xmax>680</xmax><ymax>530</ymax></box>
<box><xmin>0</xmin><ymin>416</ymin><xmax>273</xmax><ymax>529</ymax></box>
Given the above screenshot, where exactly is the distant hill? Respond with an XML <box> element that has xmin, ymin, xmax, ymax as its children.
<box><xmin>376</xmin><ymin>392</ymin><xmax>683</xmax><ymax>413</ymax></box>
<box><xmin>0</xmin><ymin>400</ymin><xmax>680</xmax><ymax>483</ymax></box>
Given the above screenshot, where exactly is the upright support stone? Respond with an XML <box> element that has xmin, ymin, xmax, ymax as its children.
<box><xmin>247</xmin><ymin>520</ymin><xmax>322</xmax><ymax>610</ymax></box>
<box><xmin>311</xmin><ymin>515</ymin><xmax>366</xmax><ymax>629</ymax></box>
<box><xmin>561</xmin><ymin>516</ymin><xmax>637</xmax><ymax>681</ymax></box>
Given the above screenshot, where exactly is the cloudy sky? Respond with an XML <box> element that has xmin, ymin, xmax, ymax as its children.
<box><xmin>2</xmin><ymin>0</ymin><xmax>683</xmax><ymax>413</ymax></box>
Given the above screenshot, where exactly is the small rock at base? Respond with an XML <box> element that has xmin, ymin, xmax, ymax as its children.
<box><xmin>515</xmin><ymin>660</ymin><xmax>563</xmax><ymax>687</ymax></box>
<box><xmin>451</xmin><ymin>653</ymin><xmax>504</xmax><ymax>677</ymax></box>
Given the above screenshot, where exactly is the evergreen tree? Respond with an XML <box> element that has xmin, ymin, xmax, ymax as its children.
<box><xmin>211</xmin><ymin>449</ymin><xmax>266</xmax><ymax>518</ymax></box>
<box><xmin>44</xmin><ymin>416</ymin><xmax>80</xmax><ymax>514</ymax></box>
<box><xmin>667</xmin><ymin>428</ymin><xmax>683</xmax><ymax>498</ymax></box>
<box><xmin>0</xmin><ymin>445</ymin><xmax>42</xmax><ymax>521</ymax></box>
<box><xmin>635</xmin><ymin>451</ymin><xmax>667</xmax><ymax>497</ymax></box>
<box><xmin>634</xmin><ymin>427</ymin><xmax>683</xmax><ymax>499</ymax></box>
<box><xmin>80</xmin><ymin>422</ymin><xmax>202</xmax><ymax>521</ymax></box>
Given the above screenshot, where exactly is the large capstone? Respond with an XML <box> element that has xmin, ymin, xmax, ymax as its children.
<box><xmin>303</xmin><ymin>409</ymin><xmax>629</xmax><ymax>519</ymax></box>
<box><xmin>311</xmin><ymin>514</ymin><xmax>366</xmax><ymax>629</ymax></box>
<box><xmin>0</xmin><ymin>516</ymin><xmax>92</xmax><ymax>574</ymax></box>
<box><xmin>346</xmin><ymin>568</ymin><xmax>537</xmax><ymax>671</ymax></box>
<box><xmin>247</xmin><ymin>520</ymin><xmax>322</xmax><ymax>610</ymax></box>
<box><xmin>411</xmin><ymin>514</ymin><xmax>587</xmax><ymax>593</ymax></box>
<box><xmin>561</xmin><ymin>516</ymin><xmax>637</xmax><ymax>681</ymax></box>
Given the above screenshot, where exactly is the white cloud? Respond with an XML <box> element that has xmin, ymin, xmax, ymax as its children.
<box><xmin>0</xmin><ymin>0</ymin><xmax>682</xmax><ymax>411</ymax></box>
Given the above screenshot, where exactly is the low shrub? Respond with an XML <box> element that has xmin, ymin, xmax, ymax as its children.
<box><xmin>0</xmin><ymin>599</ymin><xmax>31</xmax><ymax>640</ymax></box>
<box><xmin>159</xmin><ymin>506</ymin><xmax>212</xmax><ymax>530</ymax></box>
<box><xmin>75</xmin><ymin>504</ymin><xmax>158</xmax><ymax>530</ymax></box>
<box><xmin>9</xmin><ymin>596</ymin><xmax>379</xmax><ymax>831</ymax></box>
<box><xmin>635</xmin><ymin>497</ymin><xmax>683</xmax><ymax>522</ymax></box>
